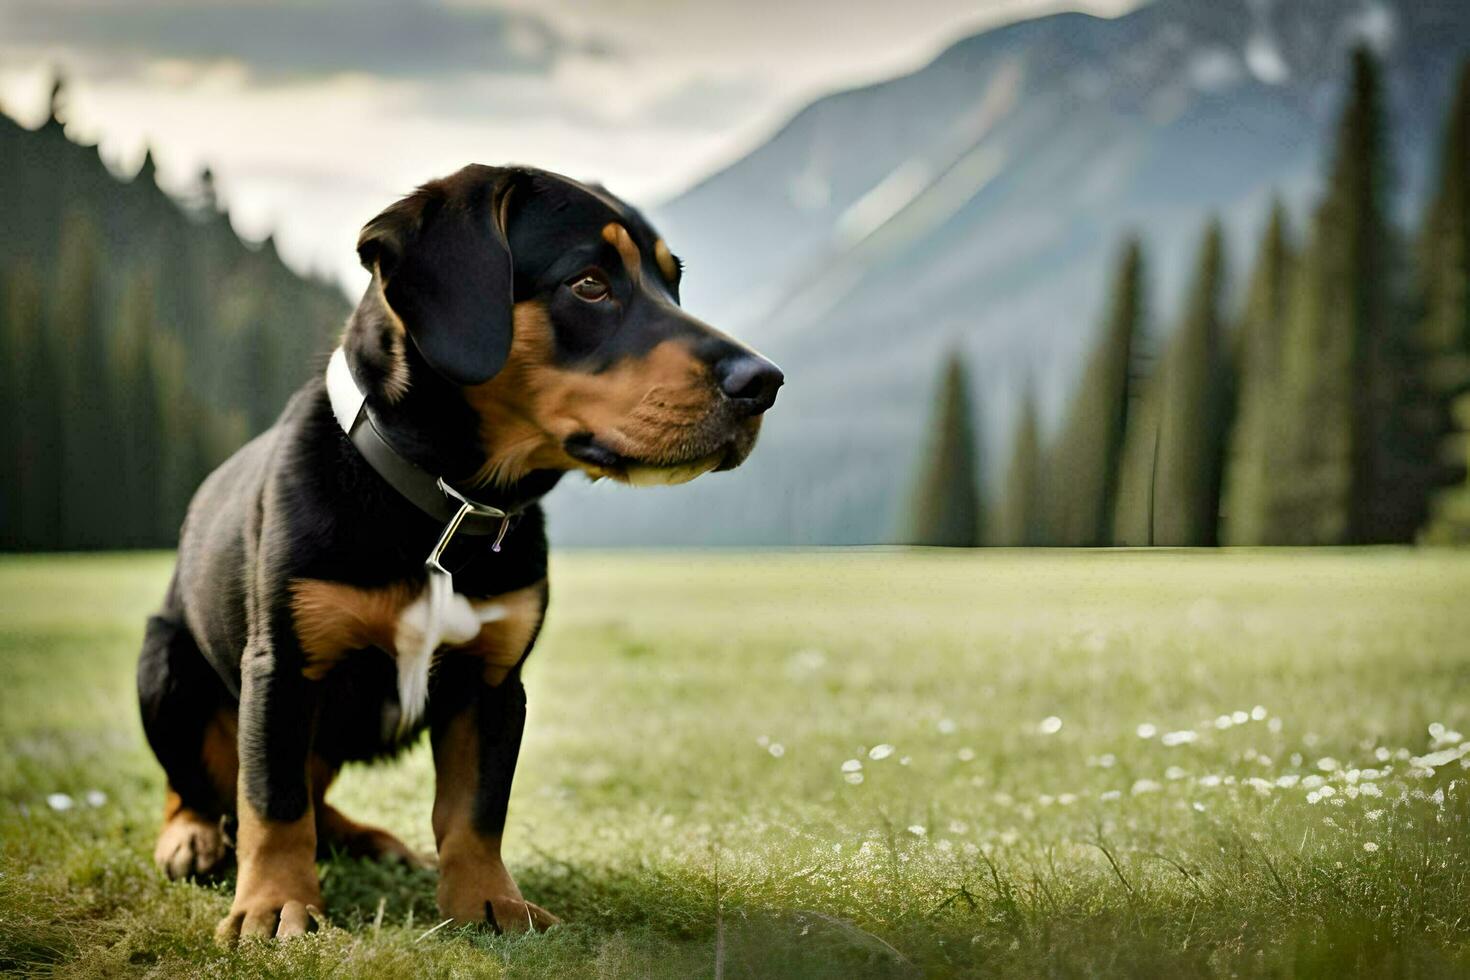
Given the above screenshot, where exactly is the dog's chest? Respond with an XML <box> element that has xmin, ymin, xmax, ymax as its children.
<box><xmin>289</xmin><ymin>577</ymin><xmax>546</xmax><ymax>724</ymax></box>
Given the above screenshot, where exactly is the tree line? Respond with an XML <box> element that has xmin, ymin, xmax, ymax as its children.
<box><xmin>0</xmin><ymin>81</ymin><xmax>347</xmax><ymax>550</ymax></box>
<box><xmin>907</xmin><ymin>48</ymin><xmax>1470</xmax><ymax>547</ymax></box>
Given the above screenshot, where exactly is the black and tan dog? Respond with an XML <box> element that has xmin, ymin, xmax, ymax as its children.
<box><xmin>136</xmin><ymin>164</ymin><xmax>782</xmax><ymax>941</ymax></box>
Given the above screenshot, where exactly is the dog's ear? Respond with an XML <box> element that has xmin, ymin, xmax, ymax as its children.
<box><xmin>357</xmin><ymin>169</ymin><xmax>520</xmax><ymax>386</ymax></box>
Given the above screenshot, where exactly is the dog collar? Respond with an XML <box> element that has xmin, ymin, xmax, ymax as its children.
<box><xmin>326</xmin><ymin>346</ymin><xmax>511</xmax><ymax>545</ymax></box>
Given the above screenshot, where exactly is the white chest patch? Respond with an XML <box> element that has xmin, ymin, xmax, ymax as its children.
<box><xmin>392</xmin><ymin>575</ymin><xmax>507</xmax><ymax>731</ymax></box>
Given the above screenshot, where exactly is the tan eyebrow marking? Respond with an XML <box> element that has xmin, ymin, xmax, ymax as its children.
<box><xmin>653</xmin><ymin>239</ymin><xmax>679</xmax><ymax>284</ymax></box>
<box><xmin>601</xmin><ymin>222</ymin><xmax>642</xmax><ymax>284</ymax></box>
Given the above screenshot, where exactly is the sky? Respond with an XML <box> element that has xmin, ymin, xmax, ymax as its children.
<box><xmin>0</xmin><ymin>0</ymin><xmax>1141</xmax><ymax>292</ymax></box>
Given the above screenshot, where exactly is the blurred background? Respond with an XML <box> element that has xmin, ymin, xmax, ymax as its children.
<box><xmin>1</xmin><ymin>0</ymin><xmax>1468</xmax><ymax>551</ymax></box>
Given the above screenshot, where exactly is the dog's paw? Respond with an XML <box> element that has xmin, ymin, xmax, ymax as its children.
<box><xmin>215</xmin><ymin>897</ymin><xmax>324</xmax><ymax>943</ymax></box>
<box><xmin>154</xmin><ymin>809</ymin><xmax>230</xmax><ymax>881</ymax></box>
<box><xmin>437</xmin><ymin>845</ymin><xmax>559</xmax><ymax>934</ymax></box>
<box><xmin>442</xmin><ymin>893</ymin><xmax>560</xmax><ymax>934</ymax></box>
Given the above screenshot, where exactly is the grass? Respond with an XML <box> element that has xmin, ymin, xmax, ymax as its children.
<box><xmin>1</xmin><ymin>548</ymin><xmax>1469</xmax><ymax>978</ymax></box>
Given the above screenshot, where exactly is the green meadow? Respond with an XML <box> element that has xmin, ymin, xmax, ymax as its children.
<box><xmin>2</xmin><ymin>549</ymin><xmax>1468</xmax><ymax>978</ymax></box>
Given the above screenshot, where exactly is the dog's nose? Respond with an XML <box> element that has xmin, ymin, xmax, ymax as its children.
<box><xmin>717</xmin><ymin>355</ymin><xmax>784</xmax><ymax>415</ymax></box>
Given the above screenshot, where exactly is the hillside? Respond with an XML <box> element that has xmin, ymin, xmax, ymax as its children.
<box><xmin>545</xmin><ymin>0</ymin><xmax>1470</xmax><ymax>545</ymax></box>
<box><xmin>0</xmin><ymin>94</ymin><xmax>349</xmax><ymax>549</ymax></box>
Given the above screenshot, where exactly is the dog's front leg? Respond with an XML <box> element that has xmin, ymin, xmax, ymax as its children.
<box><xmin>215</xmin><ymin>621</ymin><xmax>323</xmax><ymax>943</ymax></box>
<box><xmin>430</xmin><ymin>659</ymin><xmax>558</xmax><ymax>932</ymax></box>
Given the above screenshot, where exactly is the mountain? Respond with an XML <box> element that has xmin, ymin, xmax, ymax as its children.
<box><xmin>544</xmin><ymin>0</ymin><xmax>1470</xmax><ymax>546</ymax></box>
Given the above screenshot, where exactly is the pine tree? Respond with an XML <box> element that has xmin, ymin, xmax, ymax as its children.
<box><xmin>1423</xmin><ymin>395</ymin><xmax>1470</xmax><ymax>543</ymax></box>
<box><xmin>1222</xmin><ymin>200</ymin><xmax>1294</xmax><ymax>544</ymax></box>
<box><xmin>1270</xmin><ymin>47</ymin><xmax>1425</xmax><ymax>543</ymax></box>
<box><xmin>6</xmin><ymin>264</ymin><xmax>65</xmax><ymax>549</ymax></box>
<box><xmin>1048</xmin><ymin>238</ymin><xmax>1145</xmax><ymax>545</ymax></box>
<box><xmin>1155</xmin><ymin>220</ymin><xmax>1232</xmax><ymax>545</ymax></box>
<box><xmin>50</xmin><ymin>210</ymin><xmax>112</xmax><ymax>548</ymax></box>
<box><xmin>111</xmin><ymin>273</ymin><xmax>164</xmax><ymax>546</ymax></box>
<box><xmin>1419</xmin><ymin>61</ymin><xmax>1470</xmax><ymax>541</ymax></box>
<box><xmin>0</xmin><ymin>271</ymin><xmax>17</xmax><ymax>549</ymax></box>
<box><xmin>1112</xmin><ymin>222</ymin><xmax>1230</xmax><ymax>546</ymax></box>
<box><xmin>906</xmin><ymin>350</ymin><xmax>983</xmax><ymax>546</ymax></box>
<box><xmin>197</xmin><ymin>166</ymin><xmax>219</xmax><ymax>215</ymax></box>
<box><xmin>993</xmin><ymin>380</ymin><xmax>1045</xmax><ymax>545</ymax></box>
<box><xmin>150</xmin><ymin>331</ymin><xmax>198</xmax><ymax>544</ymax></box>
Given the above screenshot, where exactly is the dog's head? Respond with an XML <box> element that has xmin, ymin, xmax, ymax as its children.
<box><xmin>350</xmin><ymin>164</ymin><xmax>782</xmax><ymax>489</ymax></box>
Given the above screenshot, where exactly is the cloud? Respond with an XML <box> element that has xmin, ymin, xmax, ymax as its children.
<box><xmin>0</xmin><ymin>0</ymin><xmax>583</xmax><ymax>80</ymax></box>
<box><xmin>0</xmin><ymin>0</ymin><xmax>1148</xmax><ymax>293</ymax></box>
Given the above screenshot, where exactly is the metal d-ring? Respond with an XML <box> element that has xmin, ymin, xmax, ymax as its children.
<box><xmin>425</xmin><ymin>478</ymin><xmax>512</xmax><ymax>575</ymax></box>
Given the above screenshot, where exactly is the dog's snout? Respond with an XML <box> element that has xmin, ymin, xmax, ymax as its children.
<box><xmin>717</xmin><ymin>355</ymin><xmax>784</xmax><ymax>416</ymax></box>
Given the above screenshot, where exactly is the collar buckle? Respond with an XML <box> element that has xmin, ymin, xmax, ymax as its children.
<box><xmin>425</xmin><ymin>478</ymin><xmax>512</xmax><ymax>575</ymax></box>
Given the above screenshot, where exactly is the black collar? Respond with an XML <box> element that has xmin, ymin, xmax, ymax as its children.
<box><xmin>325</xmin><ymin>347</ymin><xmax>555</xmax><ymax>536</ymax></box>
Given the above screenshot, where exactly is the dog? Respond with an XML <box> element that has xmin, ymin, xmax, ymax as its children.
<box><xmin>135</xmin><ymin>164</ymin><xmax>782</xmax><ymax>941</ymax></box>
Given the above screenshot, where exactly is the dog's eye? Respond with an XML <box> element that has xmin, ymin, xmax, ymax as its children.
<box><xmin>570</xmin><ymin>272</ymin><xmax>610</xmax><ymax>303</ymax></box>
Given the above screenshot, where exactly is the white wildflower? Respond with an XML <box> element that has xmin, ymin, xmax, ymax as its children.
<box><xmin>769</xmin><ymin>743</ymin><xmax>785</xmax><ymax>758</ymax></box>
<box><xmin>841</xmin><ymin>759</ymin><xmax>863</xmax><ymax>773</ymax></box>
<box><xmin>868</xmin><ymin>744</ymin><xmax>895</xmax><ymax>761</ymax></box>
<box><xmin>46</xmin><ymin>793</ymin><xmax>74</xmax><ymax>812</ymax></box>
<box><xmin>1162</xmin><ymin>730</ymin><xmax>1198</xmax><ymax>747</ymax></box>
<box><xmin>1132</xmin><ymin>779</ymin><xmax>1162</xmax><ymax>795</ymax></box>
<box><xmin>1412</xmin><ymin>747</ymin><xmax>1466</xmax><ymax>769</ymax></box>
<box><xmin>1363</xmin><ymin>841</ymin><xmax>1379</xmax><ymax>853</ymax></box>
<box><xmin>1038</xmin><ymin>716</ymin><xmax>1063</xmax><ymax>735</ymax></box>
<box><xmin>1137</xmin><ymin>723</ymin><xmax>1158</xmax><ymax>739</ymax></box>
